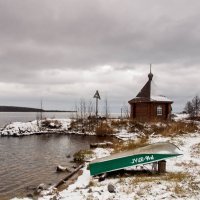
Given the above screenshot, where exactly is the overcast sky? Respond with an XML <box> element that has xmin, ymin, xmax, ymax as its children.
<box><xmin>0</xmin><ymin>0</ymin><xmax>200</xmax><ymax>113</ymax></box>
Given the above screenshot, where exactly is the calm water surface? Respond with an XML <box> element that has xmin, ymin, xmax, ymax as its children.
<box><xmin>0</xmin><ymin>112</ymin><xmax>73</xmax><ymax>128</ymax></box>
<box><xmin>0</xmin><ymin>134</ymin><xmax>114</xmax><ymax>200</ymax></box>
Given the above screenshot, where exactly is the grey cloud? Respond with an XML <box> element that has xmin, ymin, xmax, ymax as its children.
<box><xmin>0</xmin><ymin>0</ymin><xmax>200</xmax><ymax>112</ymax></box>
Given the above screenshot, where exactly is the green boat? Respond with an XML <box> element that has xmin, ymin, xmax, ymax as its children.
<box><xmin>89</xmin><ymin>142</ymin><xmax>182</xmax><ymax>176</ymax></box>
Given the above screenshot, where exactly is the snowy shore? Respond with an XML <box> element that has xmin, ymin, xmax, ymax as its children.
<box><xmin>4</xmin><ymin>115</ymin><xmax>200</xmax><ymax>199</ymax></box>
<box><xmin>11</xmin><ymin>131</ymin><xmax>200</xmax><ymax>200</ymax></box>
<box><xmin>0</xmin><ymin>119</ymin><xmax>71</xmax><ymax>136</ymax></box>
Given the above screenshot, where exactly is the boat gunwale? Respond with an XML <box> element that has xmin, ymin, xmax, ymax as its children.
<box><xmin>90</xmin><ymin>142</ymin><xmax>182</xmax><ymax>164</ymax></box>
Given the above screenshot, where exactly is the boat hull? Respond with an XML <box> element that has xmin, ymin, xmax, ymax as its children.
<box><xmin>89</xmin><ymin>153</ymin><xmax>181</xmax><ymax>176</ymax></box>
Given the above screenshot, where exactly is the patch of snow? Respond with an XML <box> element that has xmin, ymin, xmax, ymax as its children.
<box><xmin>0</xmin><ymin>120</ymin><xmax>39</xmax><ymax>136</ymax></box>
<box><xmin>115</xmin><ymin>129</ymin><xmax>144</xmax><ymax>141</ymax></box>
<box><xmin>11</xmin><ymin>121</ymin><xmax>200</xmax><ymax>200</ymax></box>
<box><xmin>151</xmin><ymin>95</ymin><xmax>172</xmax><ymax>102</ymax></box>
<box><xmin>92</xmin><ymin>148</ymin><xmax>112</xmax><ymax>159</ymax></box>
<box><xmin>174</xmin><ymin>113</ymin><xmax>189</xmax><ymax>121</ymax></box>
<box><xmin>0</xmin><ymin>119</ymin><xmax>71</xmax><ymax>136</ymax></box>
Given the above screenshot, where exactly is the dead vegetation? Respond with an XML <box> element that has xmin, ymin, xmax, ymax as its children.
<box><xmin>112</xmin><ymin>136</ymin><xmax>149</xmax><ymax>153</ymax></box>
<box><xmin>173</xmin><ymin>183</ymin><xmax>186</xmax><ymax>196</ymax></box>
<box><xmin>111</xmin><ymin>119</ymin><xmax>128</xmax><ymax>128</ymax></box>
<box><xmin>128</xmin><ymin>120</ymin><xmax>146</xmax><ymax>133</ymax></box>
<box><xmin>130</xmin><ymin>172</ymin><xmax>189</xmax><ymax>184</ymax></box>
<box><xmin>41</xmin><ymin>119</ymin><xmax>62</xmax><ymax>129</ymax></box>
<box><xmin>146</xmin><ymin>121</ymin><xmax>198</xmax><ymax>136</ymax></box>
<box><xmin>69</xmin><ymin>116</ymin><xmax>199</xmax><ymax>138</ymax></box>
<box><xmin>176</xmin><ymin>161</ymin><xmax>199</xmax><ymax>168</ymax></box>
<box><xmin>116</xmin><ymin>172</ymin><xmax>192</xmax><ymax>197</ymax></box>
<box><xmin>190</xmin><ymin>143</ymin><xmax>200</xmax><ymax>157</ymax></box>
<box><xmin>73</xmin><ymin>149</ymin><xmax>93</xmax><ymax>163</ymax></box>
<box><xmin>95</xmin><ymin>122</ymin><xmax>114</xmax><ymax>136</ymax></box>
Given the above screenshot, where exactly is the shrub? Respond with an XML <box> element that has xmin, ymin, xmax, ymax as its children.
<box><xmin>113</xmin><ymin>136</ymin><xmax>148</xmax><ymax>153</ymax></box>
<box><xmin>95</xmin><ymin>122</ymin><xmax>114</xmax><ymax>136</ymax></box>
<box><xmin>41</xmin><ymin>119</ymin><xmax>62</xmax><ymax>129</ymax></box>
<box><xmin>159</xmin><ymin>121</ymin><xmax>198</xmax><ymax>136</ymax></box>
<box><xmin>111</xmin><ymin>119</ymin><xmax>128</xmax><ymax>128</ymax></box>
<box><xmin>128</xmin><ymin>120</ymin><xmax>145</xmax><ymax>132</ymax></box>
<box><xmin>73</xmin><ymin>149</ymin><xmax>93</xmax><ymax>163</ymax></box>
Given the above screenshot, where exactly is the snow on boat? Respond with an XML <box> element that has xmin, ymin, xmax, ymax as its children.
<box><xmin>89</xmin><ymin>142</ymin><xmax>182</xmax><ymax>176</ymax></box>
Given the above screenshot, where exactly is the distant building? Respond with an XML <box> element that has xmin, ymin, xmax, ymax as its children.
<box><xmin>128</xmin><ymin>69</ymin><xmax>173</xmax><ymax>121</ymax></box>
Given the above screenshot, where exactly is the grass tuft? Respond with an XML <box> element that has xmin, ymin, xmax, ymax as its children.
<box><xmin>95</xmin><ymin>122</ymin><xmax>114</xmax><ymax>136</ymax></box>
<box><xmin>73</xmin><ymin>149</ymin><xmax>93</xmax><ymax>163</ymax></box>
<box><xmin>113</xmin><ymin>136</ymin><xmax>149</xmax><ymax>153</ymax></box>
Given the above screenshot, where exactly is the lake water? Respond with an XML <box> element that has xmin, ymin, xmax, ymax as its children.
<box><xmin>0</xmin><ymin>134</ymin><xmax>114</xmax><ymax>200</ymax></box>
<box><xmin>0</xmin><ymin>112</ymin><xmax>116</xmax><ymax>199</ymax></box>
<box><xmin>0</xmin><ymin>112</ymin><xmax>120</xmax><ymax>128</ymax></box>
<box><xmin>0</xmin><ymin>112</ymin><xmax>73</xmax><ymax>128</ymax></box>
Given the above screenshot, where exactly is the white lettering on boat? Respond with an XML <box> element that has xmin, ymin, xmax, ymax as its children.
<box><xmin>131</xmin><ymin>155</ymin><xmax>154</xmax><ymax>164</ymax></box>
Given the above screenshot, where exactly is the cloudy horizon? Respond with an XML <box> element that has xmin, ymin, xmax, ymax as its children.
<box><xmin>0</xmin><ymin>0</ymin><xmax>200</xmax><ymax>113</ymax></box>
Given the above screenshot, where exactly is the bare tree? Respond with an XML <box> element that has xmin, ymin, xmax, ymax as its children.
<box><xmin>184</xmin><ymin>101</ymin><xmax>194</xmax><ymax>117</ymax></box>
<box><xmin>184</xmin><ymin>95</ymin><xmax>200</xmax><ymax>117</ymax></box>
<box><xmin>87</xmin><ymin>100</ymin><xmax>94</xmax><ymax>117</ymax></box>
<box><xmin>79</xmin><ymin>98</ymin><xmax>87</xmax><ymax>120</ymax></box>
<box><xmin>192</xmin><ymin>95</ymin><xmax>200</xmax><ymax>117</ymax></box>
<box><xmin>121</xmin><ymin>103</ymin><xmax>130</xmax><ymax>119</ymax></box>
<box><xmin>104</xmin><ymin>97</ymin><xmax>110</xmax><ymax>119</ymax></box>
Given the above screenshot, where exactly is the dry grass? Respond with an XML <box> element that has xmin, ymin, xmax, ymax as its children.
<box><xmin>132</xmin><ymin>175</ymin><xmax>160</xmax><ymax>184</ymax></box>
<box><xmin>73</xmin><ymin>149</ymin><xmax>93</xmax><ymax>162</ymax></box>
<box><xmin>187</xmin><ymin>116</ymin><xmax>200</xmax><ymax>121</ymax></box>
<box><xmin>165</xmin><ymin>172</ymin><xmax>189</xmax><ymax>182</ymax></box>
<box><xmin>149</xmin><ymin>121</ymin><xmax>198</xmax><ymax>136</ymax></box>
<box><xmin>173</xmin><ymin>183</ymin><xmax>185</xmax><ymax>196</ymax></box>
<box><xmin>88</xmin><ymin>180</ymin><xmax>96</xmax><ymax>187</ymax></box>
<box><xmin>111</xmin><ymin>119</ymin><xmax>128</xmax><ymax>128</ymax></box>
<box><xmin>191</xmin><ymin>143</ymin><xmax>200</xmax><ymax>157</ymax></box>
<box><xmin>41</xmin><ymin>119</ymin><xmax>62</xmax><ymax>128</ymax></box>
<box><xmin>95</xmin><ymin>122</ymin><xmax>114</xmax><ymax>136</ymax></box>
<box><xmin>175</xmin><ymin>161</ymin><xmax>199</xmax><ymax>168</ymax></box>
<box><xmin>112</xmin><ymin>136</ymin><xmax>149</xmax><ymax>153</ymax></box>
<box><xmin>128</xmin><ymin>120</ymin><xmax>146</xmax><ymax>132</ymax></box>
<box><xmin>130</xmin><ymin>172</ymin><xmax>189</xmax><ymax>185</ymax></box>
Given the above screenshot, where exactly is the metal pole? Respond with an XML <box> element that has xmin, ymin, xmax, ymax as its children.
<box><xmin>96</xmin><ymin>98</ymin><xmax>98</xmax><ymax>117</ymax></box>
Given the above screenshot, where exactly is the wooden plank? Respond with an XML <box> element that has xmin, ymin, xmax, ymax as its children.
<box><xmin>55</xmin><ymin>164</ymin><xmax>84</xmax><ymax>188</ymax></box>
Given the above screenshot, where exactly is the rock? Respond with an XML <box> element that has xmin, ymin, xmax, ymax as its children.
<box><xmin>36</xmin><ymin>183</ymin><xmax>48</xmax><ymax>193</ymax></box>
<box><xmin>56</xmin><ymin>165</ymin><xmax>71</xmax><ymax>172</ymax></box>
<box><xmin>108</xmin><ymin>183</ymin><xmax>115</xmax><ymax>193</ymax></box>
<box><xmin>66</xmin><ymin>154</ymin><xmax>71</xmax><ymax>158</ymax></box>
<box><xmin>50</xmin><ymin>196</ymin><xmax>57</xmax><ymax>200</ymax></box>
<box><xmin>99</xmin><ymin>173</ymin><xmax>107</xmax><ymax>182</ymax></box>
<box><xmin>37</xmin><ymin>183</ymin><xmax>46</xmax><ymax>190</ymax></box>
<box><xmin>36</xmin><ymin>188</ymin><xmax>42</xmax><ymax>194</ymax></box>
<box><xmin>88</xmin><ymin>188</ymin><xmax>92</xmax><ymax>193</ymax></box>
<box><xmin>90</xmin><ymin>142</ymin><xmax>113</xmax><ymax>148</ymax></box>
<box><xmin>27</xmin><ymin>193</ymin><xmax>33</xmax><ymax>198</ymax></box>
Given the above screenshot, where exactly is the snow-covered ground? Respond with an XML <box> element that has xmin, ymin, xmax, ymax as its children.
<box><xmin>0</xmin><ymin>119</ymin><xmax>71</xmax><ymax>136</ymax></box>
<box><xmin>7</xmin><ymin>114</ymin><xmax>200</xmax><ymax>199</ymax></box>
<box><xmin>12</xmin><ymin>130</ymin><xmax>200</xmax><ymax>200</ymax></box>
<box><xmin>0</xmin><ymin>113</ymin><xmax>192</xmax><ymax>137</ymax></box>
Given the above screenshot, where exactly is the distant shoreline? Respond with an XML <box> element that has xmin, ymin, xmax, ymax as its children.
<box><xmin>0</xmin><ymin>106</ymin><xmax>76</xmax><ymax>113</ymax></box>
